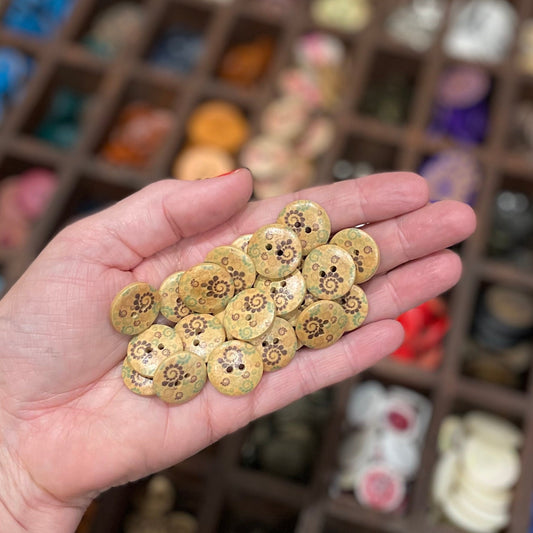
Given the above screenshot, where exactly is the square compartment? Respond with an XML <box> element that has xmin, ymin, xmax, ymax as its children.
<box><xmin>507</xmin><ymin>80</ymin><xmax>533</xmax><ymax>157</ymax></box>
<box><xmin>322</xmin><ymin>516</ymin><xmax>386</xmax><ymax>533</ymax></box>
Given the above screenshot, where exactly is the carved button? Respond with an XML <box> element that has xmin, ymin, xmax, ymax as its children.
<box><xmin>175</xmin><ymin>313</ymin><xmax>226</xmax><ymax>362</ymax></box>
<box><xmin>295</xmin><ymin>300</ymin><xmax>347</xmax><ymax>349</ymax></box>
<box><xmin>159</xmin><ymin>271</ymin><xmax>192</xmax><ymax>323</ymax></box>
<box><xmin>337</xmin><ymin>284</ymin><xmax>369</xmax><ymax>332</ymax></box>
<box><xmin>205</xmin><ymin>245</ymin><xmax>256</xmax><ymax>292</ymax></box>
<box><xmin>122</xmin><ymin>356</ymin><xmax>154</xmax><ymax>396</ymax></box>
<box><xmin>254</xmin><ymin>270</ymin><xmax>306</xmax><ymax>316</ymax></box>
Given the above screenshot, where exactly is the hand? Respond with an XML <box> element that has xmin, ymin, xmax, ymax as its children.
<box><xmin>0</xmin><ymin>169</ymin><xmax>475</xmax><ymax>531</ymax></box>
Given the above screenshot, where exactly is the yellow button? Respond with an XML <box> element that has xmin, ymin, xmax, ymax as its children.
<box><xmin>337</xmin><ymin>284</ymin><xmax>369</xmax><ymax>332</ymax></box>
<box><xmin>110</xmin><ymin>281</ymin><xmax>160</xmax><ymax>335</ymax></box>
<box><xmin>254</xmin><ymin>270</ymin><xmax>306</xmax><ymax>316</ymax></box>
<box><xmin>153</xmin><ymin>351</ymin><xmax>207</xmax><ymax>404</ymax></box>
<box><xmin>247</xmin><ymin>224</ymin><xmax>302</xmax><ymax>279</ymax></box>
<box><xmin>122</xmin><ymin>356</ymin><xmax>154</xmax><ymax>396</ymax></box>
<box><xmin>250</xmin><ymin>317</ymin><xmax>298</xmax><ymax>372</ymax></box>
<box><xmin>330</xmin><ymin>228</ymin><xmax>380</xmax><ymax>283</ymax></box>
<box><xmin>207</xmin><ymin>340</ymin><xmax>263</xmax><ymax>396</ymax></box>
<box><xmin>302</xmin><ymin>244</ymin><xmax>355</xmax><ymax>299</ymax></box>
<box><xmin>127</xmin><ymin>324</ymin><xmax>183</xmax><ymax>378</ymax></box>
<box><xmin>224</xmin><ymin>288</ymin><xmax>276</xmax><ymax>341</ymax></box>
<box><xmin>277</xmin><ymin>200</ymin><xmax>331</xmax><ymax>255</ymax></box>
<box><xmin>179</xmin><ymin>263</ymin><xmax>235</xmax><ymax>314</ymax></box>
<box><xmin>175</xmin><ymin>313</ymin><xmax>226</xmax><ymax>362</ymax></box>
<box><xmin>159</xmin><ymin>271</ymin><xmax>193</xmax><ymax>323</ymax></box>
<box><xmin>205</xmin><ymin>245</ymin><xmax>256</xmax><ymax>292</ymax></box>
<box><xmin>295</xmin><ymin>300</ymin><xmax>347</xmax><ymax>349</ymax></box>
<box><xmin>231</xmin><ymin>233</ymin><xmax>252</xmax><ymax>253</ymax></box>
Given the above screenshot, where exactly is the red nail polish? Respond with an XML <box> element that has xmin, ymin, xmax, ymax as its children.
<box><xmin>216</xmin><ymin>170</ymin><xmax>236</xmax><ymax>177</ymax></box>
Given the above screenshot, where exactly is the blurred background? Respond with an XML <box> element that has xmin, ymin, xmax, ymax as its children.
<box><xmin>1</xmin><ymin>0</ymin><xmax>533</xmax><ymax>532</ymax></box>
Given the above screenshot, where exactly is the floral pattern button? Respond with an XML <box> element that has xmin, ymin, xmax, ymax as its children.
<box><xmin>254</xmin><ymin>270</ymin><xmax>306</xmax><ymax>316</ymax></box>
<box><xmin>302</xmin><ymin>244</ymin><xmax>355</xmax><ymax>300</ymax></box>
<box><xmin>159</xmin><ymin>271</ymin><xmax>193</xmax><ymax>323</ymax></box>
<box><xmin>127</xmin><ymin>324</ymin><xmax>183</xmax><ymax>378</ymax></box>
<box><xmin>153</xmin><ymin>351</ymin><xmax>207</xmax><ymax>405</ymax></box>
<box><xmin>295</xmin><ymin>300</ymin><xmax>347</xmax><ymax>349</ymax></box>
<box><xmin>207</xmin><ymin>340</ymin><xmax>263</xmax><ymax>396</ymax></box>
<box><xmin>224</xmin><ymin>288</ymin><xmax>276</xmax><ymax>341</ymax></box>
<box><xmin>110</xmin><ymin>281</ymin><xmax>160</xmax><ymax>335</ymax></box>
<box><xmin>175</xmin><ymin>313</ymin><xmax>226</xmax><ymax>362</ymax></box>
<box><xmin>247</xmin><ymin>224</ymin><xmax>302</xmax><ymax>279</ymax></box>
<box><xmin>205</xmin><ymin>245</ymin><xmax>256</xmax><ymax>292</ymax></box>
<box><xmin>337</xmin><ymin>284</ymin><xmax>369</xmax><ymax>332</ymax></box>
<box><xmin>277</xmin><ymin>199</ymin><xmax>331</xmax><ymax>255</ymax></box>
<box><xmin>330</xmin><ymin>228</ymin><xmax>380</xmax><ymax>283</ymax></box>
<box><xmin>250</xmin><ymin>317</ymin><xmax>298</xmax><ymax>372</ymax></box>
<box><xmin>179</xmin><ymin>263</ymin><xmax>235</xmax><ymax>314</ymax></box>
<box><xmin>231</xmin><ymin>233</ymin><xmax>252</xmax><ymax>253</ymax></box>
<box><xmin>122</xmin><ymin>356</ymin><xmax>154</xmax><ymax>396</ymax></box>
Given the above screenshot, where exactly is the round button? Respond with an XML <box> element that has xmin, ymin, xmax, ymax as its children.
<box><xmin>337</xmin><ymin>284</ymin><xmax>369</xmax><ymax>332</ymax></box>
<box><xmin>231</xmin><ymin>233</ymin><xmax>252</xmax><ymax>253</ymax></box>
<box><xmin>122</xmin><ymin>356</ymin><xmax>154</xmax><ymax>396</ymax></box>
<box><xmin>295</xmin><ymin>300</ymin><xmax>347</xmax><ymax>349</ymax></box>
<box><xmin>224</xmin><ymin>288</ymin><xmax>276</xmax><ymax>341</ymax></box>
<box><xmin>205</xmin><ymin>245</ymin><xmax>256</xmax><ymax>292</ymax></box>
<box><xmin>277</xmin><ymin>200</ymin><xmax>331</xmax><ymax>255</ymax></box>
<box><xmin>127</xmin><ymin>325</ymin><xmax>183</xmax><ymax>378</ymax></box>
<box><xmin>172</xmin><ymin>145</ymin><xmax>233</xmax><ymax>181</ymax></box>
<box><xmin>302</xmin><ymin>244</ymin><xmax>355</xmax><ymax>300</ymax></box>
<box><xmin>175</xmin><ymin>313</ymin><xmax>226</xmax><ymax>362</ymax></box>
<box><xmin>247</xmin><ymin>224</ymin><xmax>303</xmax><ymax>279</ymax></box>
<box><xmin>261</xmin><ymin>96</ymin><xmax>309</xmax><ymax>141</ymax></box>
<box><xmin>330</xmin><ymin>228</ymin><xmax>380</xmax><ymax>283</ymax></box>
<box><xmin>254</xmin><ymin>270</ymin><xmax>306</xmax><ymax>316</ymax></box>
<box><xmin>111</xmin><ymin>281</ymin><xmax>161</xmax><ymax>335</ymax></box>
<box><xmin>207</xmin><ymin>340</ymin><xmax>264</xmax><ymax>396</ymax></box>
<box><xmin>153</xmin><ymin>351</ymin><xmax>207</xmax><ymax>405</ymax></box>
<box><xmin>159</xmin><ymin>271</ymin><xmax>193</xmax><ymax>323</ymax></box>
<box><xmin>179</xmin><ymin>263</ymin><xmax>235</xmax><ymax>314</ymax></box>
<box><xmin>250</xmin><ymin>317</ymin><xmax>298</xmax><ymax>372</ymax></box>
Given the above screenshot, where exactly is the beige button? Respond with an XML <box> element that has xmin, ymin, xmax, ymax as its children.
<box><xmin>330</xmin><ymin>228</ymin><xmax>380</xmax><ymax>283</ymax></box>
<box><xmin>153</xmin><ymin>351</ymin><xmax>207</xmax><ymax>404</ymax></box>
<box><xmin>254</xmin><ymin>270</ymin><xmax>306</xmax><ymax>316</ymax></box>
<box><xmin>175</xmin><ymin>313</ymin><xmax>226</xmax><ymax>362</ymax></box>
<box><xmin>159</xmin><ymin>271</ymin><xmax>192</xmax><ymax>323</ymax></box>
<box><xmin>224</xmin><ymin>288</ymin><xmax>276</xmax><ymax>341</ymax></box>
<box><xmin>277</xmin><ymin>200</ymin><xmax>331</xmax><ymax>255</ymax></box>
<box><xmin>302</xmin><ymin>244</ymin><xmax>355</xmax><ymax>300</ymax></box>
<box><xmin>122</xmin><ymin>356</ymin><xmax>154</xmax><ymax>396</ymax></box>
<box><xmin>231</xmin><ymin>233</ymin><xmax>252</xmax><ymax>253</ymax></box>
<box><xmin>337</xmin><ymin>284</ymin><xmax>369</xmax><ymax>332</ymax></box>
<box><xmin>205</xmin><ymin>245</ymin><xmax>256</xmax><ymax>292</ymax></box>
<box><xmin>179</xmin><ymin>263</ymin><xmax>235</xmax><ymax>314</ymax></box>
<box><xmin>172</xmin><ymin>145</ymin><xmax>233</xmax><ymax>181</ymax></box>
<box><xmin>250</xmin><ymin>317</ymin><xmax>298</xmax><ymax>372</ymax></box>
<box><xmin>207</xmin><ymin>340</ymin><xmax>263</xmax><ymax>396</ymax></box>
<box><xmin>110</xmin><ymin>282</ymin><xmax>160</xmax><ymax>335</ymax></box>
<box><xmin>127</xmin><ymin>324</ymin><xmax>183</xmax><ymax>378</ymax></box>
<box><xmin>247</xmin><ymin>224</ymin><xmax>302</xmax><ymax>279</ymax></box>
<box><xmin>295</xmin><ymin>300</ymin><xmax>347</xmax><ymax>349</ymax></box>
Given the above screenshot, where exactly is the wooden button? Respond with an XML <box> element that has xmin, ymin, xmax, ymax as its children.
<box><xmin>111</xmin><ymin>281</ymin><xmax>160</xmax><ymax>335</ymax></box>
<box><xmin>122</xmin><ymin>356</ymin><xmax>154</xmax><ymax>396</ymax></box>
<box><xmin>179</xmin><ymin>263</ymin><xmax>235</xmax><ymax>314</ymax></box>
<box><xmin>254</xmin><ymin>270</ymin><xmax>306</xmax><ymax>316</ymax></box>
<box><xmin>207</xmin><ymin>340</ymin><xmax>263</xmax><ymax>396</ymax></box>
<box><xmin>159</xmin><ymin>271</ymin><xmax>193</xmax><ymax>323</ymax></box>
<box><xmin>172</xmin><ymin>145</ymin><xmax>233</xmax><ymax>181</ymax></box>
<box><xmin>205</xmin><ymin>245</ymin><xmax>256</xmax><ymax>292</ymax></box>
<box><xmin>175</xmin><ymin>313</ymin><xmax>226</xmax><ymax>362</ymax></box>
<box><xmin>153</xmin><ymin>351</ymin><xmax>207</xmax><ymax>405</ymax></box>
<box><xmin>302</xmin><ymin>244</ymin><xmax>356</xmax><ymax>300</ymax></box>
<box><xmin>224</xmin><ymin>288</ymin><xmax>276</xmax><ymax>341</ymax></box>
<box><xmin>231</xmin><ymin>233</ymin><xmax>252</xmax><ymax>253</ymax></box>
<box><xmin>295</xmin><ymin>300</ymin><xmax>347</xmax><ymax>349</ymax></box>
<box><xmin>247</xmin><ymin>224</ymin><xmax>302</xmax><ymax>279</ymax></box>
<box><xmin>250</xmin><ymin>317</ymin><xmax>298</xmax><ymax>372</ymax></box>
<box><xmin>337</xmin><ymin>284</ymin><xmax>369</xmax><ymax>332</ymax></box>
<box><xmin>277</xmin><ymin>200</ymin><xmax>331</xmax><ymax>255</ymax></box>
<box><xmin>127</xmin><ymin>324</ymin><xmax>183</xmax><ymax>378</ymax></box>
<box><xmin>330</xmin><ymin>228</ymin><xmax>380</xmax><ymax>283</ymax></box>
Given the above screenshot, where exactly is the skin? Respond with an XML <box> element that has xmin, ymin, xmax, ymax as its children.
<box><xmin>0</xmin><ymin>169</ymin><xmax>476</xmax><ymax>531</ymax></box>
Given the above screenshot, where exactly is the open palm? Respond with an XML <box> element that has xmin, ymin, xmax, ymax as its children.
<box><xmin>0</xmin><ymin>169</ymin><xmax>475</xmax><ymax>531</ymax></box>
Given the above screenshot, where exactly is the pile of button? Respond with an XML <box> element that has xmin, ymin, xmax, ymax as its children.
<box><xmin>432</xmin><ymin>411</ymin><xmax>523</xmax><ymax>532</ymax></box>
<box><xmin>173</xmin><ymin>100</ymin><xmax>249</xmax><ymax>181</ymax></box>
<box><xmin>0</xmin><ymin>47</ymin><xmax>33</xmax><ymax>124</ymax></box>
<box><xmin>111</xmin><ymin>200</ymin><xmax>378</xmax><ymax>404</ymax></box>
<box><xmin>239</xmin><ymin>32</ymin><xmax>343</xmax><ymax>199</ymax></box>
<box><xmin>333</xmin><ymin>381</ymin><xmax>432</xmax><ymax>513</ymax></box>
<box><xmin>0</xmin><ymin>168</ymin><xmax>58</xmax><ymax>250</ymax></box>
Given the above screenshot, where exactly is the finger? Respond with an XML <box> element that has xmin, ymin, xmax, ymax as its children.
<box><xmin>60</xmin><ymin>169</ymin><xmax>253</xmax><ymax>270</ymax></box>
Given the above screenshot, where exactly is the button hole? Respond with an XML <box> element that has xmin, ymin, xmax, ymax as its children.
<box><xmin>265</xmin><ymin>243</ymin><xmax>272</xmax><ymax>250</ymax></box>
<box><xmin>246</xmin><ymin>314</ymin><xmax>252</xmax><ymax>321</ymax></box>
<box><xmin>330</xmin><ymin>266</ymin><xmax>337</xmax><ymax>272</ymax></box>
<box><xmin>145</xmin><ymin>346</ymin><xmax>153</xmax><ymax>353</ymax></box>
<box><xmin>195</xmin><ymin>328</ymin><xmax>202</xmax><ymax>335</ymax></box>
<box><xmin>320</xmin><ymin>271</ymin><xmax>326</xmax><ymax>278</ymax></box>
<box><xmin>271</xmin><ymin>287</ymin><xmax>276</xmax><ymax>294</ymax></box>
<box><xmin>158</xmin><ymin>343</ymin><xmax>164</xmax><ymax>350</ymax></box>
<box><xmin>184</xmin><ymin>373</ymin><xmax>190</xmax><ymax>378</ymax></box>
<box><xmin>262</xmin><ymin>341</ymin><xmax>269</xmax><ymax>347</ymax></box>
<box><xmin>294</xmin><ymin>222</ymin><xmax>301</xmax><ymax>228</ymax></box>
<box><xmin>238</xmin><ymin>364</ymin><xmax>245</xmax><ymax>370</ymax></box>
<box><xmin>305</xmin><ymin>227</ymin><xmax>311</xmax><ymax>233</ymax></box>
<box><xmin>276</xmin><ymin>249</ymin><xmax>283</xmax><ymax>256</ymax></box>
<box><xmin>280</xmin><ymin>281</ymin><xmax>287</xmax><ymax>287</ymax></box>
<box><xmin>226</xmin><ymin>366</ymin><xmax>233</xmax><ymax>373</ymax></box>
<box><xmin>193</xmin><ymin>339</ymin><xmax>200</xmax><ymax>346</ymax></box>
<box><xmin>273</xmin><ymin>338</ymin><xmax>279</xmax><ymax>345</ymax></box>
